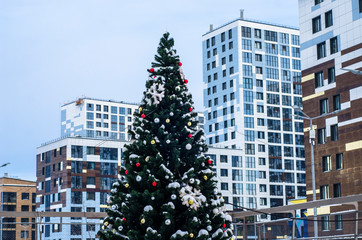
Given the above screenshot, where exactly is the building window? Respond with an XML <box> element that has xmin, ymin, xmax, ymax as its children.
<box><xmin>245</xmin><ymin>143</ymin><xmax>255</xmax><ymax>155</ymax></box>
<box><xmin>317</xmin><ymin>41</ymin><xmax>326</xmax><ymax>59</ymax></box>
<box><xmin>330</xmin><ymin>37</ymin><xmax>338</xmax><ymax>54</ymax></box>
<box><xmin>331</xmin><ymin>124</ymin><xmax>338</xmax><ymax>141</ymax></box>
<box><xmin>333</xmin><ymin>94</ymin><xmax>340</xmax><ymax>111</ymax></box>
<box><xmin>242</xmin><ymin>26</ymin><xmax>251</xmax><ymax>38</ymax></box>
<box><xmin>315</xmin><ymin>0</ymin><xmax>324</xmax><ymax>5</ymax></box>
<box><xmin>21</xmin><ymin>205</ymin><xmax>29</xmax><ymax>212</ymax></box>
<box><xmin>320</xmin><ymin>98</ymin><xmax>329</xmax><ymax>115</ymax></box>
<box><xmin>312</xmin><ymin>16</ymin><xmax>321</xmax><ymax>33</ymax></box>
<box><xmin>221</xmin><ymin>32</ymin><xmax>225</xmax><ymax>42</ymax></box>
<box><xmin>255</xmin><ymin>54</ymin><xmax>262</xmax><ymax>62</ymax></box>
<box><xmin>211</xmin><ymin>37</ymin><xmax>215</xmax><ymax>46</ymax></box>
<box><xmin>315</xmin><ymin>71</ymin><xmax>324</xmax><ymax>88</ymax></box>
<box><xmin>322</xmin><ymin>155</ymin><xmax>331</xmax><ymax>172</ymax></box>
<box><xmin>229</xmin><ymin>41</ymin><xmax>233</xmax><ymax>50</ymax></box>
<box><xmin>220</xmin><ymin>183</ymin><xmax>228</xmax><ymax>190</ymax></box>
<box><xmin>321</xmin><ymin>215</ymin><xmax>331</xmax><ymax>231</ymax></box>
<box><xmin>21</xmin><ymin>193</ymin><xmax>30</xmax><ymax>200</ymax></box>
<box><xmin>360</xmin><ymin>0</ymin><xmax>362</xmax><ymax>13</ymax></box>
<box><xmin>317</xmin><ymin>128</ymin><xmax>326</xmax><ymax>144</ymax></box>
<box><xmin>333</xmin><ymin>183</ymin><xmax>341</xmax><ymax>198</ymax></box>
<box><xmin>228</xmin><ymin>29</ymin><xmax>232</xmax><ymax>39</ymax></box>
<box><xmin>328</xmin><ymin>67</ymin><xmax>335</xmax><ymax>84</ymax></box>
<box><xmin>325</xmin><ymin>10</ymin><xmax>333</xmax><ymax>28</ymax></box>
<box><xmin>335</xmin><ymin>215</ymin><xmax>343</xmax><ymax>230</ymax></box>
<box><xmin>336</xmin><ymin>153</ymin><xmax>344</xmax><ymax>170</ymax></box>
<box><xmin>255</xmin><ymin>41</ymin><xmax>262</xmax><ymax>49</ymax></box>
<box><xmin>220</xmin><ymin>169</ymin><xmax>228</xmax><ymax>177</ymax></box>
<box><xmin>320</xmin><ymin>185</ymin><xmax>329</xmax><ymax>199</ymax></box>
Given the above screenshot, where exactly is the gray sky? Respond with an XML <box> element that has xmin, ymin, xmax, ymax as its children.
<box><xmin>0</xmin><ymin>0</ymin><xmax>299</xmax><ymax>180</ymax></box>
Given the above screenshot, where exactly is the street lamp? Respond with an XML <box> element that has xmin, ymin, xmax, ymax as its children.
<box><xmin>0</xmin><ymin>162</ymin><xmax>10</xmax><ymax>240</ymax></box>
<box><xmin>340</xmin><ymin>68</ymin><xmax>362</xmax><ymax>75</ymax></box>
<box><xmin>292</xmin><ymin>105</ymin><xmax>342</xmax><ymax>239</ymax></box>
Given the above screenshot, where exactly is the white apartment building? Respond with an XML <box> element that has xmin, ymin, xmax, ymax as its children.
<box><xmin>61</xmin><ymin>98</ymin><xmax>139</xmax><ymax>141</ymax></box>
<box><xmin>202</xmin><ymin>15</ymin><xmax>306</xmax><ymax>211</ymax></box>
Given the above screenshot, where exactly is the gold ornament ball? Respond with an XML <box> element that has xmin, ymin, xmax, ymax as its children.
<box><xmin>139</xmin><ymin>107</ymin><xmax>143</xmax><ymax>112</ymax></box>
<box><xmin>203</xmin><ymin>175</ymin><xmax>208</xmax><ymax>180</ymax></box>
<box><xmin>104</xmin><ymin>222</ymin><xmax>109</xmax><ymax>226</ymax></box>
<box><xmin>188</xmin><ymin>199</ymin><xmax>194</xmax><ymax>205</ymax></box>
<box><xmin>102</xmin><ymin>226</ymin><xmax>105</xmax><ymax>230</ymax></box>
<box><xmin>145</xmin><ymin>156</ymin><xmax>150</xmax><ymax>162</ymax></box>
<box><xmin>231</xmin><ymin>238</ymin><xmax>234</xmax><ymax>240</ymax></box>
<box><xmin>189</xmin><ymin>233</ymin><xmax>194</xmax><ymax>238</ymax></box>
<box><xmin>151</xmin><ymin>140</ymin><xmax>156</xmax><ymax>145</ymax></box>
<box><xmin>125</xmin><ymin>183</ymin><xmax>129</xmax><ymax>188</ymax></box>
<box><xmin>141</xmin><ymin>218</ymin><xmax>145</xmax><ymax>224</ymax></box>
<box><xmin>187</xmin><ymin>122</ymin><xmax>192</xmax><ymax>126</ymax></box>
<box><xmin>166</xmin><ymin>119</ymin><xmax>170</xmax><ymax>123</ymax></box>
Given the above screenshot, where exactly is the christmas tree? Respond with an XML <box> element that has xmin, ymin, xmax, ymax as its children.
<box><xmin>98</xmin><ymin>32</ymin><xmax>234</xmax><ymax>240</ymax></box>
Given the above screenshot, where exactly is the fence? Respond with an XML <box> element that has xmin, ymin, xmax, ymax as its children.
<box><xmin>0</xmin><ymin>194</ymin><xmax>361</xmax><ymax>239</ymax></box>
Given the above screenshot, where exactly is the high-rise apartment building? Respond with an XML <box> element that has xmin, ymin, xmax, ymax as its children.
<box><xmin>299</xmin><ymin>0</ymin><xmax>362</xmax><ymax>236</ymax></box>
<box><xmin>0</xmin><ymin>176</ymin><xmax>37</xmax><ymax>239</ymax></box>
<box><xmin>61</xmin><ymin>98</ymin><xmax>139</xmax><ymax>141</ymax></box>
<box><xmin>36</xmin><ymin>136</ymin><xmax>126</xmax><ymax>239</ymax></box>
<box><xmin>202</xmin><ymin>15</ymin><xmax>306</xmax><ymax>211</ymax></box>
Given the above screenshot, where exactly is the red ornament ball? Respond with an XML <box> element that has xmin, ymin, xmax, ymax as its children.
<box><xmin>178</xmin><ymin>62</ymin><xmax>182</xmax><ymax>66</ymax></box>
<box><xmin>208</xmin><ymin>159</ymin><xmax>212</xmax><ymax>165</ymax></box>
<box><xmin>223</xmin><ymin>224</ymin><xmax>226</xmax><ymax>228</ymax></box>
<box><xmin>152</xmin><ymin>181</ymin><xmax>157</xmax><ymax>187</ymax></box>
<box><xmin>188</xmin><ymin>134</ymin><xmax>192</xmax><ymax>138</ymax></box>
<box><xmin>150</xmin><ymin>68</ymin><xmax>154</xmax><ymax>73</ymax></box>
<box><xmin>125</xmin><ymin>170</ymin><xmax>128</xmax><ymax>175</ymax></box>
<box><xmin>189</xmin><ymin>107</ymin><xmax>193</xmax><ymax>112</ymax></box>
<box><xmin>123</xmin><ymin>218</ymin><xmax>127</xmax><ymax>222</ymax></box>
<box><xmin>184</xmin><ymin>79</ymin><xmax>188</xmax><ymax>84</ymax></box>
<box><xmin>141</xmin><ymin>114</ymin><xmax>146</xmax><ymax>118</ymax></box>
<box><xmin>136</xmin><ymin>163</ymin><xmax>140</xmax><ymax>167</ymax></box>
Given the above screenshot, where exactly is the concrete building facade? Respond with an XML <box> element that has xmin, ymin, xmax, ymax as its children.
<box><xmin>0</xmin><ymin>176</ymin><xmax>37</xmax><ymax>239</ymax></box>
<box><xmin>36</xmin><ymin>137</ymin><xmax>127</xmax><ymax>239</ymax></box>
<box><xmin>299</xmin><ymin>0</ymin><xmax>362</xmax><ymax>236</ymax></box>
<box><xmin>202</xmin><ymin>15</ymin><xmax>306</xmax><ymax>211</ymax></box>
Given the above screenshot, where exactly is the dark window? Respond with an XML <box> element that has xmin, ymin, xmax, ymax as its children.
<box><xmin>320</xmin><ymin>185</ymin><xmax>329</xmax><ymax>199</ymax></box>
<box><xmin>228</xmin><ymin>29</ymin><xmax>232</xmax><ymax>39</ymax></box>
<box><xmin>330</xmin><ymin>37</ymin><xmax>338</xmax><ymax>54</ymax></box>
<box><xmin>336</xmin><ymin>153</ymin><xmax>343</xmax><ymax>170</ymax></box>
<box><xmin>21</xmin><ymin>193</ymin><xmax>29</xmax><ymax>200</ymax></box>
<box><xmin>221</xmin><ymin>32</ymin><xmax>225</xmax><ymax>42</ymax></box>
<box><xmin>325</xmin><ymin>10</ymin><xmax>333</xmax><ymax>28</ymax></box>
<box><xmin>328</xmin><ymin>67</ymin><xmax>335</xmax><ymax>83</ymax></box>
<box><xmin>322</xmin><ymin>155</ymin><xmax>331</xmax><ymax>172</ymax></box>
<box><xmin>315</xmin><ymin>0</ymin><xmax>324</xmax><ymax>5</ymax></box>
<box><xmin>320</xmin><ymin>98</ymin><xmax>329</xmax><ymax>115</ymax></box>
<box><xmin>242</xmin><ymin>26</ymin><xmax>251</xmax><ymax>38</ymax></box>
<box><xmin>321</xmin><ymin>215</ymin><xmax>331</xmax><ymax>231</ymax></box>
<box><xmin>331</xmin><ymin>124</ymin><xmax>338</xmax><ymax>141</ymax></box>
<box><xmin>21</xmin><ymin>205</ymin><xmax>29</xmax><ymax>212</ymax></box>
<box><xmin>333</xmin><ymin>183</ymin><xmax>341</xmax><ymax>198</ymax></box>
<box><xmin>333</xmin><ymin>94</ymin><xmax>340</xmax><ymax>111</ymax></box>
<box><xmin>335</xmin><ymin>215</ymin><xmax>343</xmax><ymax>230</ymax></box>
<box><xmin>71</xmin><ymin>145</ymin><xmax>83</xmax><ymax>158</ymax></box>
<box><xmin>315</xmin><ymin>71</ymin><xmax>324</xmax><ymax>88</ymax></box>
<box><xmin>2</xmin><ymin>192</ymin><xmax>16</xmax><ymax>203</ymax></box>
<box><xmin>312</xmin><ymin>16</ymin><xmax>321</xmax><ymax>33</ymax></box>
<box><xmin>211</xmin><ymin>37</ymin><xmax>215</xmax><ymax>46</ymax></box>
<box><xmin>318</xmin><ymin>128</ymin><xmax>326</xmax><ymax>144</ymax></box>
<box><xmin>317</xmin><ymin>42</ymin><xmax>326</xmax><ymax>59</ymax></box>
<box><xmin>360</xmin><ymin>0</ymin><xmax>362</xmax><ymax>13</ymax></box>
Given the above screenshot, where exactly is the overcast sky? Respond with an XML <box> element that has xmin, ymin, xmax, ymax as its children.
<box><xmin>0</xmin><ymin>0</ymin><xmax>299</xmax><ymax>180</ymax></box>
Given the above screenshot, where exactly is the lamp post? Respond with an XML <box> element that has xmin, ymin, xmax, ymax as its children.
<box><xmin>0</xmin><ymin>162</ymin><xmax>10</xmax><ymax>240</ymax></box>
<box><xmin>340</xmin><ymin>68</ymin><xmax>362</xmax><ymax>75</ymax></box>
<box><xmin>292</xmin><ymin>106</ymin><xmax>342</xmax><ymax>239</ymax></box>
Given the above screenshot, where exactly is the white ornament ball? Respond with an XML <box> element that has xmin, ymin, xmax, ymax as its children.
<box><xmin>165</xmin><ymin>219</ymin><xmax>171</xmax><ymax>225</ymax></box>
<box><xmin>166</xmin><ymin>140</ymin><xmax>171</xmax><ymax>144</ymax></box>
<box><xmin>207</xmin><ymin>225</ymin><xmax>212</xmax><ymax>231</ymax></box>
<box><xmin>111</xmin><ymin>204</ymin><xmax>117</xmax><ymax>210</ymax></box>
<box><xmin>154</xmin><ymin>118</ymin><xmax>160</xmax><ymax>123</ymax></box>
<box><xmin>165</xmin><ymin>175</ymin><xmax>169</xmax><ymax>179</ymax></box>
<box><xmin>189</xmin><ymin>178</ymin><xmax>195</xmax><ymax>184</ymax></box>
<box><xmin>175</xmin><ymin>86</ymin><xmax>180</xmax><ymax>91</ymax></box>
<box><xmin>201</xmin><ymin>163</ymin><xmax>205</xmax><ymax>167</ymax></box>
<box><xmin>141</xmin><ymin>123</ymin><xmax>144</xmax><ymax>127</ymax></box>
<box><xmin>199</xmin><ymin>147</ymin><xmax>203</xmax><ymax>151</ymax></box>
<box><xmin>185</xmin><ymin>144</ymin><xmax>192</xmax><ymax>150</ymax></box>
<box><xmin>143</xmin><ymin>140</ymin><xmax>147</xmax><ymax>145</ymax></box>
<box><xmin>151</xmin><ymin>196</ymin><xmax>155</xmax><ymax>200</ymax></box>
<box><xmin>213</xmin><ymin>208</ymin><xmax>219</xmax><ymax>214</ymax></box>
<box><xmin>170</xmin><ymin>112</ymin><xmax>174</xmax><ymax>116</ymax></box>
<box><xmin>136</xmin><ymin>176</ymin><xmax>142</xmax><ymax>182</ymax></box>
<box><xmin>135</xmin><ymin>134</ymin><xmax>140</xmax><ymax>139</ymax></box>
<box><xmin>118</xmin><ymin>226</ymin><xmax>123</xmax><ymax>231</ymax></box>
<box><xmin>171</xmin><ymin>194</ymin><xmax>176</xmax><ymax>200</ymax></box>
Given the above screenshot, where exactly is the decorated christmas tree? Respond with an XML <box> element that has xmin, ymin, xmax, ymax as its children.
<box><xmin>98</xmin><ymin>32</ymin><xmax>234</xmax><ymax>240</ymax></box>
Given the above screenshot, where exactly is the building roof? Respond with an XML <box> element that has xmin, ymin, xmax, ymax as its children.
<box><xmin>203</xmin><ymin>17</ymin><xmax>299</xmax><ymax>37</ymax></box>
<box><xmin>61</xmin><ymin>97</ymin><xmax>140</xmax><ymax>107</ymax></box>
